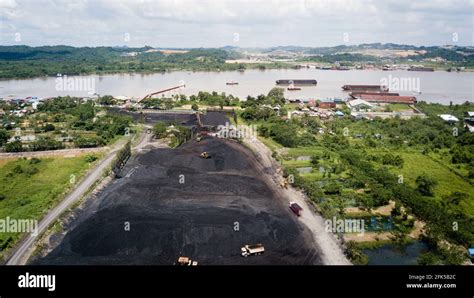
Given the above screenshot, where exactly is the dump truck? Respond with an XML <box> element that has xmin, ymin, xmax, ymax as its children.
<box><xmin>241</xmin><ymin>244</ymin><xmax>265</xmax><ymax>257</ymax></box>
<box><xmin>200</xmin><ymin>152</ymin><xmax>210</xmax><ymax>159</ymax></box>
<box><xmin>289</xmin><ymin>202</ymin><xmax>303</xmax><ymax>216</ymax></box>
<box><xmin>177</xmin><ymin>256</ymin><xmax>198</xmax><ymax>266</ymax></box>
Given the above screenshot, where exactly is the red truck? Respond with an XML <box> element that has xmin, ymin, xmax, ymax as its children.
<box><xmin>289</xmin><ymin>202</ymin><xmax>303</xmax><ymax>216</ymax></box>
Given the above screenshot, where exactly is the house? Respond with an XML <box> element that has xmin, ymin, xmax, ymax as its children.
<box><xmin>347</xmin><ymin>99</ymin><xmax>374</xmax><ymax>111</ymax></box>
<box><xmin>439</xmin><ymin>114</ymin><xmax>459</xmax><ymax>123</ymax></box>
<box><xmin>319</xmin><ymin>101</ymin><xmax>336</xmax><ymax>109</ymax></box>
<box><xmin>358</xmin><ymin>95</ymin><xmax>417</xmax><ymax>105</ymax></box>
<box><xmin>8</xmin><ymin>135</ymin><xmax>36</xmax><ymax>142</ymax></box>
<box><xmin>465</xmin><ymin>124</ymin><xmax>474</xmax><ymax>133</ymax></box>
<box><xmin>465</xmin><ymin>112</ymin><xmax>474</xmax><ymax>124</ymax></box>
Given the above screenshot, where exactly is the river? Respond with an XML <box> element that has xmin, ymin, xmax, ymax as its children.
<box><xmin>1</xmin><ymin>69</ymin><xmax>473</xmax><ymax>104</ymax></box>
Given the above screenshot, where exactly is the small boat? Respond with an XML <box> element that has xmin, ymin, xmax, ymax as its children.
<box><xmin>226</xmin><ymin>81</ymin><xmax>239</xmax><ymax>85</ymax></box>
<box><xmin>287</xmin><ymin>83</ymin><xmax>301</xmax><ymax>91</ymax></box>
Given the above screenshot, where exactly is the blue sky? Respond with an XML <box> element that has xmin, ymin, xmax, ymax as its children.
<box><xmin>1</xmin><ymin>0</ymin><xmax>473</xmax><ymax>47</ymax></box>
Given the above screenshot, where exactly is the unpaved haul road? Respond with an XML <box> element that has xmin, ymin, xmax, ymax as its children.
<box><xmin>243</xmin><ymin>135</ymin><xmax>351</xmax><ymax>265</ymax></box>
<box><xmin>6</xmin><ymin>137</ymin><xmax>135</xmax><ymax>265</ymax></box>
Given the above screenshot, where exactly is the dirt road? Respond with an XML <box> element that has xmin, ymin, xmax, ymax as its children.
<box><xmin>243</xmin><ymin>134</ymin><xmax>351</xmax><ymax>265</ymax></box>
<box><xmin>6</xmin><ymin>137</ymin><xmax>132</xmax><ymax>265</ymax></box>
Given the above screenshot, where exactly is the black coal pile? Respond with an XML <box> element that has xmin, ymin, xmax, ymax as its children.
<box><xmin>35</xmin><ymin>114</ymin><xmax>320</xmax><ymax>265</ymax></box>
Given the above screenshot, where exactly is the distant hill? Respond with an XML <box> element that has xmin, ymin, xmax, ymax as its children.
<box><xmin>0</xmin><ymin>43</ymin><xmax>472</xmax><ymax>79</ymax></box>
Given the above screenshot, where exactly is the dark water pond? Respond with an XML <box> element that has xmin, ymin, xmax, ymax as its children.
<box><xmin>363</xmin><ymin>241</ymin><xmax>432</xmax><ymax>265</ymax></box>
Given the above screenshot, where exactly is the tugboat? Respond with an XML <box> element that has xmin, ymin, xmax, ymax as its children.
<box><xmin>287</xmin><ymin>86</ymin><xmax>302</xmax><ymax>91</ymax></box>
<box><xmin>287</xmin><ymin>83</ymin><xmax>302</xmax><ymax>91</ymax></box>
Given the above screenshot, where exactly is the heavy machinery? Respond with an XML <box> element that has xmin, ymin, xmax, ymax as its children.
<box><xmin>177</xmin><ymin>256</ymin><xmax>198</xmax><ymax>266</ymax></box>
<box><xmin>280</xmin><ymin>180</ymin><xmax>289</xmax><ymax>189</ymax></box>
<box><xmin>200</xmin><ymin>152</ymin><xmax>210</xmax><ymax>159</ymax></box>
<box><xmin>241</xmin><ymin>244</ymin><xmax>265</xmax><ymax>257</ymax></box>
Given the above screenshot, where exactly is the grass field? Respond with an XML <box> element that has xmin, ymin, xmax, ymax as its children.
<box><xmin>395</xmin><ymin>152</ymin><xmax>474</xmax><ymax>213</ymax></box>
<box><xmin>0</xmin><ymin>155</ymin><xmax>99</xmax><ymax>258</ymax></box>
<box><xmin>385</xmin><ymin>103</ymin><xmax>413</xmax><ymax>112</ymax></box>
<box><xmin>282</xmin><ymin>146</ymin><xmax>326</xmax><ymax>158</ymax></box>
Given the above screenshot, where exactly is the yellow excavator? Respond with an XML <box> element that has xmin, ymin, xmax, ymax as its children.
<box><xmin>200</xmin><ymin>152</ymin><xmax>210</xmax><ymax>159</ymax></box>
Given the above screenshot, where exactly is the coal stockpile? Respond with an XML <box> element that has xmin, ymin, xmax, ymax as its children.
<box><xmin>35</xmin><ymin>114</ymin><xmax>320</xmax><ymax>265</ymax></box>
<box><xmin>200</xmin><ymin>112</ymin><xmax>230</xmax><ymax>127</ymax></box>
<box><xmin>143</xmin><ymin>113</ymin><xmax>197</xmax><ymax>126</ymax></box>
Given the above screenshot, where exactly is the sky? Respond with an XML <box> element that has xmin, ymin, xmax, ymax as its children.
<box><xmin>0</xmin><ymin>0</ymin><xmax>473</xmax><ymax>48</ymax></box>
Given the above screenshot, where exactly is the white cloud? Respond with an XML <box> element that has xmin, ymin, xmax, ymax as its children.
<box><xmin>0</xmin><ymin>0</ymin><xmax>472</xmax><ymax>47</ymax></box>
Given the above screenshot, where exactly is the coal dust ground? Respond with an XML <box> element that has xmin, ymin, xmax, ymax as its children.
<box><xmin>35</xmin><ymin>113</ymin><xmax>321</xmax><ymax>265</ymax></box>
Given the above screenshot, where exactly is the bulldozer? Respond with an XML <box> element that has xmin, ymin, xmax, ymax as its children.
<box><xmin>200</xmin><ymin>152</ymin><xmax>210</xmax><ymax>159</ymax></box>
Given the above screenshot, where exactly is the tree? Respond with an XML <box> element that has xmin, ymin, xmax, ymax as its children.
<box><xmin>191</xmin><ymin>103</ymin><xmax>199</xmax><ymax>111</ymax></box>
<box><xmin>345</xmin><ymin>241</ymin><xmax>369</xmax><ymax>265</ymax></box>
<box><xmin>0</xmin><ymin>129</ymin><xmax>9</xmax><ymax>147</ymax></box>
<box><xmin>444</xmin><ymin>191</ymin><xmax>465</xmax><ymax>205</ymax></box>
<box><xmin>98</xmin><ymin>95</ymin><xmax>115</xmax><ymax>105</ymax></box>
<box><xmin>417</xmin><ymin>252</ymin><xmax>441</xmax><ymax>265</ymax></box>
<box><xmin>74</xmin><ymin>136</ymin><xmax>105</xmax><ymax>148</ymax></box>
<box><xmin>44</xmin><ymin>123</ymin><xmax>55</xmax><ymax>132</ymax></box>
<box><xmin>5</xmin><ymin>139</ymin><xmax>23</xmax><ymax>152</ymax></box>
<box><xmin>267</xmin><ymin>87</ymin><xmax>285</xmax><ymax>105</ymax></box>
<box><xmin>415</xmin><ymin>175</ymin><xmax>437</xmax><ymax>196</ymax></box>
<box><xmin>153</xmin><ymin>122</ymin><xmax>167</xmax><ymax>138</ymax></box>
<box><xmin>310</xmin><ymin>154</ymin><xmax>320</xmax><ymax>167</ymax></box>
<box><xmin>30</xmin><ymin>137</ymin><xmax>65</xmax><ymax>151</ymax></box>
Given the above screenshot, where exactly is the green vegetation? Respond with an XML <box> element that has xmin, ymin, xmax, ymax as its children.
<box><xmin>142</xmin><ymin>91</ymin><xmax>240</xmax><ymax>110</ymax></box>
<box><xmin>1</xmin><ymin>96</ymin><xmax>133</xmax><ymax>152</ymax></box>
<box><xmin>169</xmin><ymin>125</ymin><xmax>191</xmax><ymax>148</ymax></box>
<box><xmin>152</xmin><ymin>122</ymin><xmax>168</xmax><ymax>138</ymax></box>
<box><xmin>0</xmin><ymin>155</ymin><xmax>98</xmax><ymax>260</ymax></box>
<box><xmin>152</xmin><ymin>122</ymin><xmax>191</xmax><ymax>148</ymax></box>
<box><xmin>239</xmin><ymin>92</ymin><xmax>474</xmax><ymax>263</ymax></box>
<box><xmin>0</xmin><ymin>46</ymin><xmax>283</xmax><ymax>79</ymax></box>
